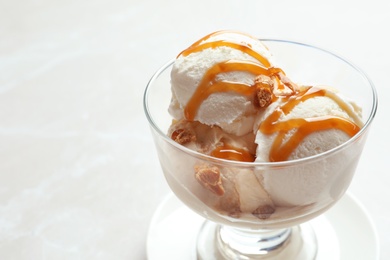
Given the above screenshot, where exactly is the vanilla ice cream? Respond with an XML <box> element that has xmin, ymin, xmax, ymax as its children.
<box><xmin>255</xmin><ymin>86</ymin><xmax>363</xmax><ymax>206</ymax></box>
<box><xmin>166</xmin><ymin>30</ymin><xmax>363</xmax><ymax>220</ymax></box>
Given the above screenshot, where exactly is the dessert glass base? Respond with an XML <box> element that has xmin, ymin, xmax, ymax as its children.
<box><xmin>147</xmin><ymin>192</ymin><xmax>379</xmax><ymax>260</ymax></box>
<box><xmin>197</xmin><ymin>220</ymin><xmax>317</xmax><ymax>259</ymax></box>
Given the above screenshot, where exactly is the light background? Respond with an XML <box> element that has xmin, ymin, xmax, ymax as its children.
<box><xmin>0</xmin><ymin>0</ymin><xmax>388</xmax><ymax>259</ymax></box>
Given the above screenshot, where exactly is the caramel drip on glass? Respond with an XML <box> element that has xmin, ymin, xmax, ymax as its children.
<box><xmin>259</xmin><ymin>87</ymin><xmax>360</xmax><ymax>162</ymax></box>
<box><xmin>184</xmin><ymin>60</ymin><xmax>283</xmax><ymax>121</ymax></box>
<box><xmin>211</xmin><ymin>144</ymin><xmax>255</xmax><ymax>162</ymax></box>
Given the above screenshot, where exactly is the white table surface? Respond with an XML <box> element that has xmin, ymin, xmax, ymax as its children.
<box><xmin>1</xmin><ymin>0</ymin><xmax>389</xmax><ymax>259</ymax></box>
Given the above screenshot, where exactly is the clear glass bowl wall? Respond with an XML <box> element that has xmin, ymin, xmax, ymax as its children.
<box><xmin>144</xmin><ymin>40</ymin><xmax>377</xmax><ymax>230</ymax></box>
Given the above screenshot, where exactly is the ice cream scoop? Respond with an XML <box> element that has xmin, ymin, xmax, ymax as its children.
<box><xmin>254</xmin><ymin>85</ymin><xmax>363</xmax><ymax>206</ymax></box>
<box><xmin>169</xmin><ymin>30</ymin><xmax>281</xmax><ymax>136</ymax></box>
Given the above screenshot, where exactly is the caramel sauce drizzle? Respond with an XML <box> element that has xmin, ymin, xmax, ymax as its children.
<box><xmin>211</xmin><ymin>144</ymin><xmax>255</xmax><ymax>162</ymax></box>
<box><xmin>178</xmin><ymin>31</ymin><xmax>361</xmax><ymax>162</ymax></box>
<box><xmin>179</xmin><ymin>40</ymin><xmax>271</xmax><ymax>68</ymax></box>
<box><xmin>259</xmin><ymin>87</ymin><xmax>360</xmax><ymax>162</ymax></box>
<box><xmin>184</xmin><ymin>60</ymin><xmax>283</xmax><ymax>121</ymax></box>
<box><xmin>178</xmin><ymin>30</ymin><xmax>271</xmax><ymax>68</ymax></box>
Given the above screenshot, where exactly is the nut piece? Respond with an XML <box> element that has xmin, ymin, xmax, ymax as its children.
<box><xmin>195</xmin><ymin>165</ymin><xmax>225</xmax><ymax>196</ymax></box>
<box><xmin>254</xmin><ymin>75</ymin><xmax>274</xmax><ymax>108</ymax></box>
<box><xmin>252</xmin><ymin>204</ymin><xmax>275</xmax><ymax>220</ymax></box>
<box><xmin>171</xmin><ymin>128</ymin><xmax>196</xmax><ymax>145</ymax></box>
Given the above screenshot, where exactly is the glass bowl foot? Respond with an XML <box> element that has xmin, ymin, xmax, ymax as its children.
<box><xmin>197</xmin><ymin>221</ymin><xmax>317</xmax><ymax>260</ymax></box>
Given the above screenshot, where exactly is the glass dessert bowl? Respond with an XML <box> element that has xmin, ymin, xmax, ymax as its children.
<box><xmin>144</xmin><ymin>39</ymin><xmax>377</xmax><ymax>259</ymax></box>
